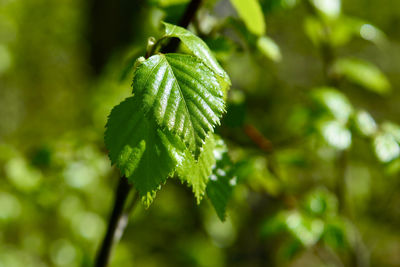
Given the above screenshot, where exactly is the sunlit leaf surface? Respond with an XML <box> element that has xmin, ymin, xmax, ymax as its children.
<box><xmin>312</xmin><ymin>87</ymin><xmax>353</xmax><ymax>123</ymax></box>
<box><xmin>374</xmin><ymin>133</ymin><xmax>400</xmax><ymax>163</ymax></box>
<box><xmin>163</xmin><ymin>22</ymin><xmax>231</xmax><ymax>86</ymax></box>
<box><xmin>311</xmin><ymin>0</ymin><xmax>341</xmax><ymax>18</ymax></box>
<box><xmin>177</xmin><ymin>135</ymin><xmax>216</xmax><ymax>203</ymax></box>
<box><xmin>133</xmin><ymin>53</ymin><xmax>226</xmax><ymax>156</ymax></box>
<box><xmin>320</xmin><ymin>120</ymin><xmax>352</xmax><ymax>150</ymax></box>
<box><xmin>355</xmin><ymin>110</ymin><xmax>377</xmax><ymax>137</ymax></box>
<box><xmin>230</xmin><ymin>0</ymin><xmax>266</xmax><ymax>36</ymax></box>
<box><xmin>333</xmin><ymin>58</ymin><xmax>391</xmax><ymax>94</ymax></box>
<box><xmin>256</xmin><ymin>36</ymin><xmax>282</xmax><ymax>62</ymax></box>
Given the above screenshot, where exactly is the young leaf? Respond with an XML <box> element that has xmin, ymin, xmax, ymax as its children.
<box><xmin>304</xmin><ymin>16</ymin><xmax>325</xmax><ymax>46</ymax></box>
<box><xmin>331</xmin><ymin>17</ymin><xmax>386</xmax><ymax>47</ymax></box>
<box><xmin>176</xmin><ymin>135</ymin><xmax>216</xmax><ymax>203</ymax></box>
<box><xmin>374</xmin><ymin>133</ymin><xmax>400</xmax><ymax>163</ymax></box>
<box><xmin>163</xmin><ymin>22</ymin><xmax>231</xmax><ymax>86</ymax></box>
<box><xmin>302</xmin><ymin>188</ymin><xmax>338</xmax><ymax>218</ymax></box>
<box><xmin>310</xmin><ymin>0</ymin><xmax>341</xmax><ymax>19</ymax></box>
<box><xmin>262</xmin><ymin>211</ymin><xmax>325</xmax><ymax>247</ymax></box>
<box><xmin>359</xmin><ymin>23</ymin><xmax>387</xmax><ymax>47</ymax></box>
<box><xmin>382</xmin><ymin>122</ymin><xmax>400</xmax><ymax>143</ymax></box>
<box><xmin>105</xmin><ymin>96</ymin><xmax>184</xmax><ymax>206</ymax></box>
<box><xmin>303</xmin><ymin>15</ymin><xmax>386</xmax><ymax>48</ymax></box>
<box><xmin>311</xmin><ymin>87</ymin><xmax>353</xmax><ymax>123</ymax></box>
<box><xmin>354</xmin><ymin>110</ymin><xmax>377</xmax><ymax>137</ymax></box>
<box><xmin>256</xmin><ymin>36</ymin><xmax>282</xmax><ymax>62</ymax></box>
<box><xmin>132</xmin><ymin>53</ymin><xmax>226</xmax><ymax>156</ymax></box>
<box><xmin>319</xmin><ymin>120</ymin><xmax>352</xmax><ymax>150</ymax></box>
<box><xmin>285</xmin><ymin>211</ymin><xmax>325</xmax><ymax>247</ymax></box>
<box><xmin>230</xmin><ymin>0</ymin><xmax>266</xmax><ymax>36</ymax></box>
<box><xmin>333</xmin><ymin>58</ymin><xmax>391</xmax><ymax>94</ymax></box>
<box><xmin>206</xmin><ymin>139</ymin><xmax>236</xmax><ymax>221</ymax></box>
<box><xmin>204</xmin><ymin>36</ymin><xmax>235</xmax><ymax>62</ymax></box>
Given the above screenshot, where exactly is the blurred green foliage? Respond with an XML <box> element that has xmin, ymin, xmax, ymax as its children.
<box><xmin>1</xmin><ymin>0</ymin><xmax>400</xmax><ymax>266</ymax></box>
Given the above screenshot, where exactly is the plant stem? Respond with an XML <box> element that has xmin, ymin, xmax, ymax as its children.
<box><xmin>161</xmin><ymin>0</ymin><xmax>202</xmax><ymax>53</ymax></box>
<box><xmin>95</xmin><ymin>1</ymin><xmax>203</xmax><ymax>266</ymax></box>
<box><xmin>95</xmin><ymin>177</ymin><xmax>132</xmax><ymax>267</ymax></box>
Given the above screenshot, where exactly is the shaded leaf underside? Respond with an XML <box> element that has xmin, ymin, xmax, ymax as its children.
<box><xmin>105</xmin><ymin>96</ymin><xmax>185</xmax><ymax>206</ymax></box>
<box><xmin>206</xmin><ymin>139</ymin><xmax>235</xmax><ymax>221</ymax></box>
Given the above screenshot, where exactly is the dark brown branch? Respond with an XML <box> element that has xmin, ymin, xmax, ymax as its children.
<box><xmin>243</xmin><ymin>124</ymin><xmax>274</xmax><ymax>153</ymax></box>
<box><xmin>95</xmin><ymin>177</ymin><xmax>132</xmax><ymax>267</ymax></box>
<box><xmin>161</xmin><ymin>0</ymin><xmax>202</xmax><ymax>53</ymax></box>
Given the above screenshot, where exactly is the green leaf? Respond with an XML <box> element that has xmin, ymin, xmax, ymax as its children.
<box><xmin>319</xmin><ymin>120</ymin><xmax>352</xmax><ymax>150</ymax></box>
<box><xmin>331</xmin><ymin>17</ymin><xmax>387</xmax><ymax>47</ymax></box>
<box><xmin>358</xmin><ymin>23</ymin><xmax>387</xmax><ymax>46</ymax></box>
<box><xmin>303</xmin><ymin>16</ymin><xmax>325</xmax><ymax>45</ymax></box>
<box><xmin>105</xmin><ymin>96</ymin><xmax>184</xmax><ymax>206</ymax></box>
<box><xmin>382</xmin><ymin>122</ymin><xmax>400</xmax><ymax>143</ymax></box>
<box><xmin>304</xmin><ymin>15</ymin><xmax>387</xmax><ymax>48</ymax></box>
<box><xmin>327</xmin><ymin>16</ymin><xmax>363</xmax><ymax>47</ymax></box>
<box><xmin>162</xmin><ymin>22</ymin><xmax>231</xmax><ymax>86</ymax></box>
<box><xmin>310</xmin><ymin>0</ymin><xmax>341</xmax><ymax>19</ymax></box>
<box><xmin>206</xmin><ymin>139</ymin><xmax>236</xmax><ymax>221</ymax></box>
<box><xmin>256</xmin><ymin>36</ymin><xmax>282</xmax><ymax>62</ymax></box>
<box><xmin>333</xmin><ymin>58</ymin><xmax>391</xmax><ymax>94</ymax></box>
<box><xmin>312</xmin><ymin>87</ymin><xmax>353</xmax><ymax>123</ymax></box>
<box><xmin>261</xmin><ymin>213</ymin><xmax>287</xmax><ymax>237</ymax></box>
<box><xmin>285</xmin><ymin>211</ymin><xmax>325</xmax><ymax>247</ymax></box>
<box><xmin>354</xmin><ymin>110</ymin><xmax>377</xmax><ymax>137</ymax></box>
<box><xmin>322</xmin><ymin>218</ymin><xmax>350</xmax><ymax>249</ymax></box>
<box><xmin>177</xmin><ymin>135</ymin><xmax>216</xmax><ymax>204</ymax></box>
<box><xmin>272</xmin><ymin>211</ymin><xmax>324</xmax><ymax>247</ymax></box>
<box><xmin>374</xmin><ymin>133</ymin><xmax>400</xmax><ymax>163</ymax></box>
<box><xmin>205</xmin><ymin>36</ymin><xmax>235</xmax><ymax>62</ymax></box>
<box><xmin>132</xmin><ymin>53</ymin><xmax>226</xmax><ymax>156</ymax></box>
<box><xmin>302</xmin><ymin>188</ymin><xmax>338</xmax><ymax>218</ymax></box>
<box><xmin>230</xmin><ymin>0</ymin><xmax>266</xmax><ymax>36</ymax></box>
<box><xmin>227</xmin><ymin>17</ymin><xmax>258</xmax><ymax>45</ymax></box>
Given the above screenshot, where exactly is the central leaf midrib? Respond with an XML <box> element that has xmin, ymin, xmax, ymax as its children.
<box><xmin>160</xmin><ymin>54</ymin><xmax>197</xmax><ymax>148</ymax></box>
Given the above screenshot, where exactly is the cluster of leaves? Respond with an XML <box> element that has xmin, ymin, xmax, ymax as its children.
<box><xmin>229</xmin><ymin>0</ymin><xmax>282</xmax><ymax>62</ymax></box>
<box><xmin>260</xmin><ymin>187</ymin><xmax>362</xmax><ymax>265</ymax></box>
<box><xmin>311</xmin><ymin>87</ymin><xmax>400</xmax><ymax>164</ymax></box>
<box><xmin>105</xmin><ymin>22</ymin><xmax>234</xmax><ymax>215</ymax></box>
<box><xmin>302</xmin><ymin>0</ymin><xmax>400</xmax><ymax>166</ymax></box>
<box><xmin>305</xmin><ymin>0</ymin><xmax>390</xmax><ymax>94</ymax></box>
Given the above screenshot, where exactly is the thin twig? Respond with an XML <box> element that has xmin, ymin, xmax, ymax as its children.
<box><xmin>95</xmin><ymin>177</ymin><xmax>132</xmax><ymax>267</ymax></box>
<box><xmin>161</xmin><ymin>0</ymin><xmax>202</xmax><ymax>53</ymax></box>
<box><xmin>243</xmin><ymin>124</ymin><xmax>274</xmax><ymax>153</ymax></box>
<box><xmin>95</xmin><ymin>0</ymin><xmax>203</xmax><ymax>266</ymax></box>
<box><xmin>115</xmin><ymin>192</ymin><xmax>140</xmax><ymax>243</ymax></box>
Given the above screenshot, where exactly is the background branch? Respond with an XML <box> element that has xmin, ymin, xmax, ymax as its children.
<box><xmin>161</xmin><ymin>0</ymin><xmax>202</xmax><ymax>53</ymax></box>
